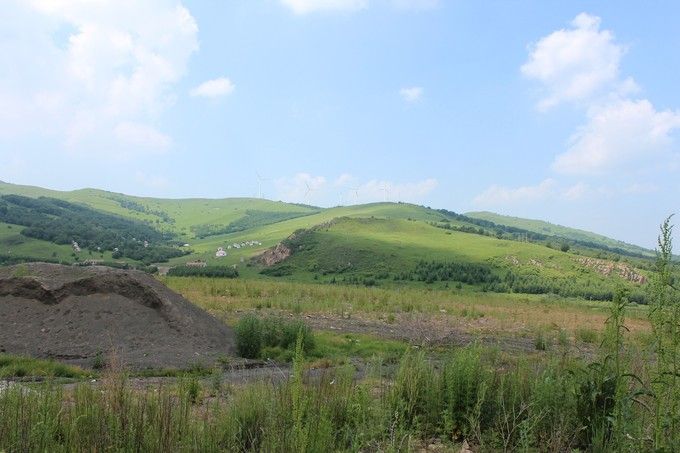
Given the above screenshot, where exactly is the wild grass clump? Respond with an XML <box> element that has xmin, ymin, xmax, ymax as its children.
<box><xmin>575</xmin><ymin>327</ymin><xmax>599</xmax><ymax>344</ymax></box>
<box><xmin>0</xmin><ymin>354</ymin><xmax>85</xmax><ymax>379</ymax></box>
<box><xmin>234</xmin><ymin>314</ymin><xmax>315</xmax><ymax>360</ymax></box>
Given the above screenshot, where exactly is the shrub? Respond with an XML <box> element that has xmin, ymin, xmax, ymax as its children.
<box><xmin>235</xmin><ymin>315</ymin><xmax>262</xmax><ymax>359</ymax></box>
<box><xmin>235</xmin><ymin>315</ymin><xmax>315</xmax><ymax>360</ymax></box>
<box><xmin>534</xmin><ymin>331</ymin><xmax>549</xmax><ymax>351</ymax></box>
<box><xmin>167</xmin><ymin>265</ymin><xmax>238</xmax><ymax>278</ymax></box>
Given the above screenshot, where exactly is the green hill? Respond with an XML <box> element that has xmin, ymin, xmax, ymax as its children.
<box><xmin>466</xmin><ymin>211</ymin><xmax>655</xmax><ymax>258</ymax></box>
<box><xmin>252</xmin><ymin>217</ymin><xmax>650</xmax><ymax>302</ymax></box>
<box><xmin>0</xmin><ymin>181</ymin><xmax>656</xmax><ymax>302</ymax></box>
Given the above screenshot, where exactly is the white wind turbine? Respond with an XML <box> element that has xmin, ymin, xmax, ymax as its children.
<box><xmin>381</xmin><ymin>183</ymin><xmax>390</xmax><ymax>202</ymax></box>
<box><xmin>348</xmin><ymin>187</ymin><xmax>359</xmax><ymax>203</ymax></box>
<box><xmin>256</xmin><ymin>172</ymin><xmax>270</xmax><ymax>199</ymax></box>
<box><xmin>304</xmin><ymin>181</ymin><xmax>316</xmax><ymax>202</ymax></box>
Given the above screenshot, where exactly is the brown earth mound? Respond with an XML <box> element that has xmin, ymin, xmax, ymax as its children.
<box><xmin>0</xmin><ymin>263</ymin><xmax>236</xmax><ymax>369</ymax></box>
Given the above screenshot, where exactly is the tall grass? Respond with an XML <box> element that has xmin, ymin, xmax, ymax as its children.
<box><xmin>1</xmin><ymin>343</ymin><xmax>667</xmax><ymax>452</ymax></box>
<box><xmin>648</xmin><ymin>216</ymin><xmax>680</xmax><ymax>451</ymax></box>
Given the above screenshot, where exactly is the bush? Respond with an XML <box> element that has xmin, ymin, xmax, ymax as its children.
<box><xmin>235</xmin><ymin>315</ymin><xmax>262</xmax><ymax>359</ymax></box>
<box><xmin>235</xmin><ymin>315</ymin><xmax>315</xmax><ymax>360</ymax></box>
<box><xmin>168</xmin><ymin>265</ymin><xmax>238</xmax><ymax>278</ymax></box>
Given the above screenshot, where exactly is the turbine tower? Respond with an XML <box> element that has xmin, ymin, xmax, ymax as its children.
<box><xmin>256</xmin><ymin>172</ymin><xmax>270</xmax><ymax>199</ymax></box>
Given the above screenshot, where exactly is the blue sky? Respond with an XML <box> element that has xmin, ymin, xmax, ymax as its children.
<box><xmin>1</xmin><ymin>0</ymin><xmax>679</xmax><ymax>248</ymax></box>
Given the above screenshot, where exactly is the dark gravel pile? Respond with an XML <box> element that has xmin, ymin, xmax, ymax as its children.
<box><xmin>0</xmin><ymin>263</ymin><xmax>235</xmax><ymax>369</ymax></box>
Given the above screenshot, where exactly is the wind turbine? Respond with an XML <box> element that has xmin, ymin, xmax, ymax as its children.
<box><xmin>381</xmin><ymin>183</ymin><xmax>390</xmax><ymax>202</ymax></box>
<box><xmin>304</xmin><ymin>181</ymin><xmax>315</xmax><ymax>202</ymax></box>
<box><xmin>348</xmin><ymin>187</ymin><xmax>359</xmax><ymax>203</ymax></box>
<box><xmin>256</xmin><ymin>172</ymin><xmax>270</xmax><ymax>199</ymax></box>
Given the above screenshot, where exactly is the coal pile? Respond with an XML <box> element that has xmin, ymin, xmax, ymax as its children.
<box><xmin>0</xmin><ymin>263</ymin><xmax>235</xmax><ymax>369</ymax></box>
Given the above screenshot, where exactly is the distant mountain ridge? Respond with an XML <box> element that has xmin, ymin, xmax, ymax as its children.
<box><xmin>466</xmin><ymin>211</ymin><xmax>655</xmax><ymax>258</ymax></box>
<box><xmin>0</xmin><ymin>181</ymin><xmax>656</xmax><ymax>256</ymax></box>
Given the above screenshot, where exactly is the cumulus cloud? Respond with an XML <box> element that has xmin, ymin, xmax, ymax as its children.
<box><xmin>554</xmin><ymin>99</ymin><xmax>680</xmax><ymax>174</ymax></box>
<box><xmin>334</xmin><ymin>173</ymin><xmax>354</xmax><ymax>187</ymax></box>
<box><xmin>275</xmin><ymin>173</ymin><xmax>437</xmax><ymax>205</ymax></box>
<box><xmin>473</xmin><ymin>179</ymin><xmax>557</xmax><ymax>206</ymax></box>
<box><xmin>275</xmin><ymin>173</ymin><xmax>328</xmax><ymax>203</ymax></box>
<box><xmin>0</xmin><ymin>0</ymin><xmax>198</xmax><ymax>154</ymax></box>
<box><xmin>521</xmin><ymin>12</ymin><xmax>680</xmax><ymax>180</ymax></box>
<box><xmin>349</xmin><ymin>178</ymin><xmax>438</xmax><ymax>204</ymax></box>
<box><xmin>280</xmin><ymin>0</ymin><xmax>368</xmax><ymax>14</ymax></box>
<box><xmin>521</xmin><ymin>13</ymin><xmax>627</xmax><ymax>110</ymax></box>
<box><xmin>190</xmin><ymin>77</ymin><xmax>235</xmax><ymax>98</ymax></box>
<box><xmin>399</xmin><ymin>86</ymin><xmax>423</xmax><ymax>103</ymax></box>
<box><xmin>562</xmin><ymin>182</ymin><xmax>590</xmax><ymax>201</ymax></box>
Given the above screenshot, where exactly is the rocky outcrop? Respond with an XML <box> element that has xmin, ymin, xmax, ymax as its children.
<box><xmin>257</xmin><ymin>242</ymin><xmax>292</xmax><ymax>266</ymax></box>
<box><xmin>577</xmin><ymin>257</ymin><xmax>647</xmax><ymax>284</ymax></box>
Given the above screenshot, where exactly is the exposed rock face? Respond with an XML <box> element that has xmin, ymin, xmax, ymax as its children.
<box><xmin>577</xmin><ymin>257</ymin><xmax>647</xmax><ymax>284</ymax></box>
<box><xmin>257</xmin><ymin>243</ymin><xmax>292</xmax><ymax>266</ymax></box>
<box><xmin>0</xmin><ymin>263</ymin><xmax>236</xmax><ymax>369</ymax></box>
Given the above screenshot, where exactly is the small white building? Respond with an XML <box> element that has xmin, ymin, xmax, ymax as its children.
<box><xmin>215</xmin><ymin>247</ymin><xmax>227</xmax><ymax>258</ymax></box>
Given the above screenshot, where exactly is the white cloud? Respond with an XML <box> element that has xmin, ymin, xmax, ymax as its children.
<box><xmin>473</xmin><ymin>178</ymin><xmax>664</xmax><ymax>206</ymax></box>
<box><xmin>190</xmin><ymin>77</ymin><xmax>235</xmax><ymax>98</ymax></box>
<box><xmin>562</xmin><ymin>182</ymin><xmax>589</xmax><ymax>201</ymax></box>
<box><xmin>399</xmin><ymin>86</ymin><xmax>423</xmax><ymax>103</ymax></box>
<box><xmin>334</xmin><ymin>173</ymin><xmax>354</xmax><ymax>187</ymax></box>
<box><xmin>521</xmin><ymin>12</ymin><xmax>680</xmax><ymax>185</ymax></box>
<box><xmin>352</xmin><ymin>178</ymin><xmax>438</xmax><ymax>203</ymax></box>
<box><xmin>521</xmin><ymin>13</ymin><xmax>626</xmax><ymax>110</ymax></box>
<box><xmin>473</xmin><ymin>179</ymin><xmax>557</xmax><ymax>206</ymax></box>
<box><xmin>553</xmin><ymin>99</ymin><xmax>680</xmax><ymax>174</ymax></box>
<box><xmin>0</xmin><ymin>0</ymin><xmax>198</xmax><ymax>154</ymax></box>
<box><xmin>275</xmin><ymin>173</ymin><xmax>328</xmax><ymax>203</ymax></box>
<box><xmin>281</xmin><ymin>0</ymin><xmax>368</xmax><ymax>14</ymax></box>
<box><xmin>275</xmin><ymin>173</ymin><xmax>437</xmax><ymax>205</ymax></box>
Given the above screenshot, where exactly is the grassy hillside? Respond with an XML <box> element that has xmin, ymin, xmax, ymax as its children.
<box><xmin>252</xmin><ymin>217</ymin><xmax>650</xmax><ymax>301</ymax></box>
<box><xmin>0</xmin><ymin>181</ymin><xmax>656</xmax><ymax>302</ymax></box>
<box><xmin>467</xmin><ymin>211</ymin><xmax>654</xmax><ymax>258</ymax></box>
<box><xmin>0</xmin><ymin>181</ymin><xmax>319</xmax><ymax>239</ymax></box>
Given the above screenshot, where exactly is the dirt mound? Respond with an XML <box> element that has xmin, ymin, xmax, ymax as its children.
<box><xmin>0</xmin><ymin>263</ymin><xmax>236</xmax><ymax>369</ymax></box>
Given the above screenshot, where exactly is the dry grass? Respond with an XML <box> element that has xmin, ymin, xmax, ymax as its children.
<box><xmin>162</xmin><ymin>277</ymin><xmax>651</xmax><ymax>342</ymax></box>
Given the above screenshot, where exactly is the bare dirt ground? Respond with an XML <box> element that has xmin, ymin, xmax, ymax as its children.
<box><xmin>0</xmin><ymin>263</ymin><xmax>236</xmax><ymax>369</ymax></box>
<box><xmin>280</xmin><ymin>311</ymin><xmax>597</xmax><ymax>358</ymax></box>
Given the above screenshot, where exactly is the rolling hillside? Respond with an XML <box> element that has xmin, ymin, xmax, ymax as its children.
<box><xmin>0</xmin><ymin>181</ymin><xmax>657</xmax><ymax>302</ymax></box>
<box><xmin>467</xmin><ymin>211</ymin><xmax>655</xmax><ymax>258</ymax></box>
<box><xmin>250</xmin><ymin>217</ymin><xmax>650</xmax><ymax>301</ymax></box>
